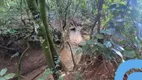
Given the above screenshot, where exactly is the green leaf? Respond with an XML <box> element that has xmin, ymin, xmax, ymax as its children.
<box><xmin>104</xmin><ymin>41</ymin><xmax>112</xmax><ymax>48</ymax></box>
<box><xmin>95</xmin><ymin>34</ymin><xmax>104</xmax><ymax>39</ymax></box>
<box><xmin>76</xmin><ymin>48</ymin><xmax>83</xmax><ymax>55</ymax></box>
<box><xmin>103</xmin><ymin>4</ymin><xmax>109</xmax><ymax>9</ymax></box>
<box><xmin>4</xmin><ymin>73</ymin><xmax>15</xmax><ymax>79</ymax></box>
<box><xmin>0</xmin><ymin>68</ymin><xmax>7</xmax><ymax>76</ymax></box>
<box><xmin>7</xmin><ymin>29</ymin><xmax>17</xmax><ymax>34</ymax></box>
<box><xmin>96</xmin><ymin>43</ymin><xmax>105</xmax><ymax>48</ymax></box>
<box><xmin>80</xmin><ymin>0</ymin><xmax>86</xmax><ymax>8</ymax></box>
<box><xmin>82</xmin><ymin>44</ymin><xmax>88</xmax><ymax>51</ymax></box>
<box><xmin>58</xmin><ymin>76</ymin><xmax>63</xmax><ymax>80</ymax></box>
<box><xmin>86</xmin><ymin>40</ymin><xmax>97</xmax><ymax>45</ymax></box>
<box><xmin>123</xmin><ymin>51</ymin><xmax>135</xmax><ymax>58</ymax></box>
<box><xmin>79</xmin><ymin>41</ymin><xmax>86</xmax><ymax>46</ymax></box>
<box><xmin>0</xmin><ymin>77</ymin><xmax>6</xmax><ymax>80</ymax></box>
<box><xmin>0</xmin><ymin>0</ymin><xmax>4</xmax><ymax>6</ymax></box>
<box><xmin>100</xmin><ymin>28</ymin><xmax>116</xmax><ymax>35</ymax></box>
<box><xmin>37</xmin><ymin>78</ymin><xmax>42</xmax><ymax>80</ymax></box>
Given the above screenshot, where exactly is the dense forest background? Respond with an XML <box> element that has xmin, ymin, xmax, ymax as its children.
<box><xmin>0</xmin><ymin>0</ymin><xmax>142</xmax><ymax>80</ymax></box>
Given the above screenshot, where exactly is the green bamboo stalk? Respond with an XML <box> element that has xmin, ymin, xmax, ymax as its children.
<box><xmin>39</xmin><ymin>0</ymin><xmax>59</xmax><ymax>58</ymax></box>
<box><xmin>39</xmin><ymin>0</ymin><xmax>61</xmax><ymax>79</ymax></box>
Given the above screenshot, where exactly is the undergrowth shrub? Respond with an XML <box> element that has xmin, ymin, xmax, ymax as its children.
<box><xmin>0</xmin><ymin>68</ymin><xmax>15</xmax><ymax>80</ymax></box>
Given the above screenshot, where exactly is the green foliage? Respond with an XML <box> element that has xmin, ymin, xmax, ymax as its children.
<box><xmin>82</xmin><ymin>34</ymin><xmax>117</xmax><ymax>60</ymax></box>
<box><xmin>58</xmin><ymin>76</ymin><xmax>63</xmax><ymax>80</ymax></box>
<box><xmin>103</xmin><ymin>1</ymin><xmax>142</xmax><ymax>59</ymax></box>
<box><xmin>0</xmin><ymin>0</ymin><xmax>28</xmax><ymax>29</ymax></box>
<box><xmin>81</xmin><ymin>0</ymin><xmax>142</xmax><ymax>61</ymax></box>
<box><xmin>46</xmin><ymin>0</ymin><xmax>95</xmax><ymax>21</ymax></box>
<box><xmin>38</xmin><ymin>68</ymin><xmax>53</xmax><ymax>80</ymax></box>
<box><xmin>38</xmin><ymin>68</ymin><xmax>63</xmax><ymax>80</ymax></box>
<box><xmin>0</xmin><ymin>68</ymin><xmax>15</xmax><ymax>80</ymax></box>
<box><xmin>123</xmin><ymin>51</ymin><xmax>135</xmax><ymax>58</ymax></box>
<box><xmin>0</xmin><ymin>28</ymin><xmax>17</xmax><ymax>35</ymax></box>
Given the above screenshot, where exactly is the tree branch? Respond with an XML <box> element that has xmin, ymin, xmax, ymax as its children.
<box><xmin>90</xmin><ymin>0</ymin><xmax>104</xmax><ymax>38</ymax></box>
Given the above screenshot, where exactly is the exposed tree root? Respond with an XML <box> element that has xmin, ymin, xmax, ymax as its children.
<box><xmin>17</xmin><ymin>40</ymin><xmax>30</xmax><ymax>80</ymax></box>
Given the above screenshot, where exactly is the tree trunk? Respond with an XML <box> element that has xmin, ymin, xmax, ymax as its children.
<box><xmin>26</xmin><ymin>0</ymin><xmax>61</xmax><ymax>79</ymax></box>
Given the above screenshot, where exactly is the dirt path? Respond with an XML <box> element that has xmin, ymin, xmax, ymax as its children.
<box><xmin>0</xmin><ymin>48</ymin><xmax>48</xmax><ymax>80</ymax></box>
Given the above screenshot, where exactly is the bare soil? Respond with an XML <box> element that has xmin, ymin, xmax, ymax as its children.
<box><xmin>0</xmin><ymin>47</ymin><xmax>47</xmax><ymax>79</ymax></box>
<box><xmin>0</xmin><ymin>47</ymin><xmax>121</xmax><ymax>80</ymax></box>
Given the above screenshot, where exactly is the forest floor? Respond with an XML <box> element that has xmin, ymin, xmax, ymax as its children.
<box><xmin>0</xmin><ymin>18</ymin><xmax>126</xmax><ymax>80</ymax></box>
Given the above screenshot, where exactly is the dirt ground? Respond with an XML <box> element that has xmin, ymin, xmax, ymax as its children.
<box><xmin>0</xmin><ymin>48</ymin><xmax>121</xmax><ymax>80</ymax></box>
<box><xmin>0</xmin><ymin>47</ymin><xmax>47</xmax><ymax>79</ymax></box>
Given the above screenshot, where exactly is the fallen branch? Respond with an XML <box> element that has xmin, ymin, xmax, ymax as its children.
<box><xmin>90</xmin><ymin>0</ymin><xmax>104</xmax><ymax>39</ymax></box>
